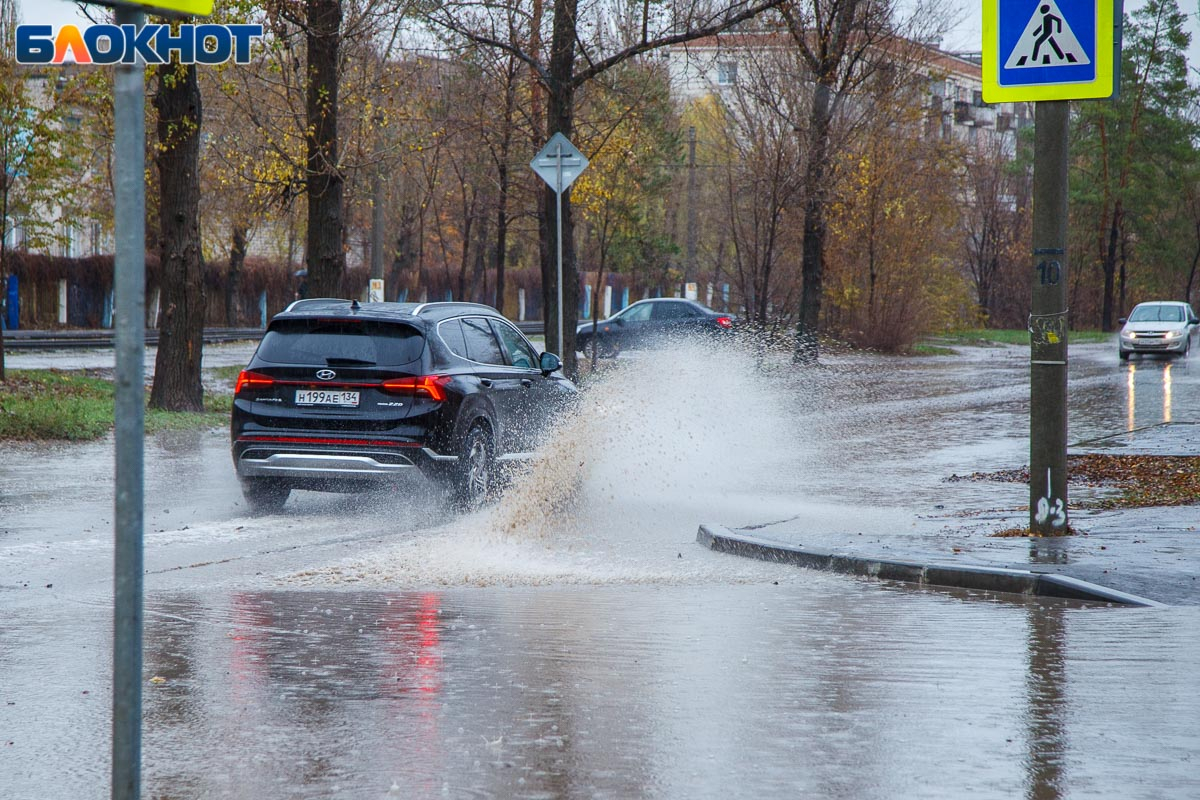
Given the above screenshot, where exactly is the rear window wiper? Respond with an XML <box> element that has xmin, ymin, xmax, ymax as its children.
<box><xmin>325</xmin><ymin>357</ymin><xmax>376</xmax><ymax>366</ymax></box>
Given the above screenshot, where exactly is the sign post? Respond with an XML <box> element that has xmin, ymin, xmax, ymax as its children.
<box><xmin>111</xmin><ymin>8</ymin><xmax>146</xmax><ymax>797</ymax></box>
<box><xmin>984</xmin><ymin>0</ymin><xmax>1118</xmax><ymax>534</ymax></box>
<box><xmin>530</xmin><ymin>133</ymin><xmax>587</xmax><ymax>356</ymax></box>
<box><xmin>79</xmin><ymin>3</ymin><xmax>216</xmax><ymax>798</ymax></box>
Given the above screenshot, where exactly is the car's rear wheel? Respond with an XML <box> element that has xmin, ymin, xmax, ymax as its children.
<box><xmin>240</xmin><ymin>478</ymin><xmax>290</xmax><ymax>513</ymax></box>
<box><xmin>451</xmin><ymin>425</ymin><xmax>494</xmax><ymax>509</ymax></box>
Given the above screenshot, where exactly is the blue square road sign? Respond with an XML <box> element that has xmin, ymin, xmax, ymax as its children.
<box><xmin>983</xmin><ymin>0</ymin><xmax>1114</xmax><ymax>102</ymax></box>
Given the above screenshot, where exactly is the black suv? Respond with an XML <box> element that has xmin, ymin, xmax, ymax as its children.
<box><xmin>231</xmin><ymin>299</ymin><xmax>576</xmax><ymax>511</ymax></box>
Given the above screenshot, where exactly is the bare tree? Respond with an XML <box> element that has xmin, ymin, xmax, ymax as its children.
<box><xmin>779</xmin><ymin>0</ymin><xmax>900</xmax><ymax>362</ymax></box>
<box><xmin>428</xmin><ymin>0</ymin><xmax>788</xmax><ymax>373</ymax></box>
<box><xmin>961</xmin><ymin>132</ymin><xmax>1029</xmax><ymax>326</ymax></box>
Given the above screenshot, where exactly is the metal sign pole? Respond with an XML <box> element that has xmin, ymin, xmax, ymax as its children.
<box><xmin>112</xmin><ymin>7</ymin><xmax>146</xmax><ymax>800</ymax></box>
<box><xmin>555</xmin><ymin>139</ymin><xmax>564</xmax><ymax>358</ymax></box>
<box><xmin>530</xmin><ymin>134</ymin><xmax>587</xmax><ymax>357</ymax></box>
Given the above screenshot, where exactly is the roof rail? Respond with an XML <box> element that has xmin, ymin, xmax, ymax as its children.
<box><xmin>410</xmin><ymin>301</ymin><xmax>500</xmax><ymax>316</ymax></box>
<box><xmin>282</xmin><ymin>297</ymin><xmax>350</xmax><ymax>313</ymax></box>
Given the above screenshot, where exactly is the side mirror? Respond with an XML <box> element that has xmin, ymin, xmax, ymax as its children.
<box><xmin>539</xmin><ymin>352</ymin><xmax>562</xmax><ymax>374</ymax></box>
<box><xmin>1118</xmin><ymin>317</ymin><xmax>1127</xmax><ymax>325</ymax></box>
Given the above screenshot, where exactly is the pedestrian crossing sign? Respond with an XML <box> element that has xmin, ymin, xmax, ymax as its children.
<box><xmin>983</xmin><ymin>0</ymin><xmax>1114</xmax><ymax>102</ymax></box>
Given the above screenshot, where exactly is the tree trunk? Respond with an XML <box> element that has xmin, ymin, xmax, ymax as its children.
<box><xmin>226</xmin><ymin>222</ymin><xmax>246</xmax><ymax>326</ymax></box>
<box><xmin>795</xmin><ymin>80</ymin><xmax>833</xmax><ymax>363</ymax></box>
<box><xmin>149</xmin><ymin>60</ymin><xmax>205</xmax><ymax>412</ymax></box>
<box><xmin>494</xmin><ymin>162</ymin><xmax>510</xmax><ymax>315</ymax></box>
<box><xmin>457</xmin><ymin>211</ymin><xmax>472</xmax><ymax>301</ymax></box>
<box><xmin>1186</xmin><ymin>220</ymin><xmax>1200</xmax><ymax>304</ymax></box>
<box><xmin>541</xmin><ymin>0</ymin><xmax>579</xmax><ymax>371</ymax></box>
<box><xmin>493</xmin><ymin>77</ymin><xmax>514</xmax><ymax>316</ymax></box>
<box><xmin>304</xmin><ymin>0</ymin><xmax>345</xmax><ymax>299</ymax></box>
<box><xmin>471</xmin><ymin>215</ymin><xmax>490</xmax><ymax>305</ymax></box>
<box><xmin>1118</xmin><ymin>229</ymin><xmax>1128</xmax><ymax>320</ymax></box>
<box><xmin>1101</xmin><ymin>202</ymin><xmax>1122</xmax><ymax>331</ymax></box>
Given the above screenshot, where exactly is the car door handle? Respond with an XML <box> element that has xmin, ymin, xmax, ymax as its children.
<box><xmin>479</xmin><ymin>378</ymin><xmax>493</xmax><ymax>388</ymax></box>
<box><xmin>521</xmin><ymin>379</ymin><xmax>532</xmax><ymax>388</ymax></box>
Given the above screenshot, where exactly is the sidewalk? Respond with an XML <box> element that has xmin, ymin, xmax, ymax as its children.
<box><xmin>700</xmin><ymin>422</ymin><xmax>1199</xmax><ymax>606</ymax></box>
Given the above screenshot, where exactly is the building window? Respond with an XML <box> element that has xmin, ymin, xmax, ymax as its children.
<box><xmin>717</xmin><ymin>61</ymin><xmax>738</xmax><ymax>86</ymax></box>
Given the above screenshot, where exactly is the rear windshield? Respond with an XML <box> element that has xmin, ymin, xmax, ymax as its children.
<box><xmin>1130</xmin><ymin>305</ymin><xmax>1183</xmax><ymax>322</ymax></box>
<box><xmin>256</xmin><ymin>319</ymin><xmax>425</xmax><ymax>366</ymax></box>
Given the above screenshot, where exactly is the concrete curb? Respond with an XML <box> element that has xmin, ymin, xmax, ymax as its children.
<box><xmin>697</xmin><ymin>524</ymin><xmax>1166</xmax><ymax>608</ymax></box>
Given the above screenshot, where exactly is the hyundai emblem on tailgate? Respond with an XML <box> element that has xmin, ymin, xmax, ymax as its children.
<box><xmin>316</xmin><ymin>369</ymin><xmax>337</xmax><ymax>380</ymax></box>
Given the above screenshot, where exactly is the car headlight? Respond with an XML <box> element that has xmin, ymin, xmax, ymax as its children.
<box><xmin>1121</xmin><ymin>331</ymin><xmax>1137</xmax><ymax>339</ymax></box>
<box><xmin>1164</xmin><ymin>329</ymin><xmax>1183</xmax><ymax>339</ymax></box>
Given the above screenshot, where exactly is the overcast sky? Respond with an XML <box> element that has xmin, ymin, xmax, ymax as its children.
<box><xmin>17</xmin><ymin>0</ymin><xmax>94</xmax><ymax>27</ymax></box>
<box><xmin>11</xmin><ymin>0</ymin><xmax>997</xmax><ymax>53</ymax></box>
<box><xmin>15</xmin><ymin>0</ymin><xmax>1200</xmax><ymax>77</ymax></box>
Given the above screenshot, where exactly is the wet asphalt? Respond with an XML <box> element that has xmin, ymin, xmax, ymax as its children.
<box><xmin>1</xmin><ymin>336</ymin><xmax>1198</xmax><ymax>799</ymax></box>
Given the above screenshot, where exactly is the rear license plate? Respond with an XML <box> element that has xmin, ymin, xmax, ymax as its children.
<box><xmin>295</xmin><ymin>389</ymin><xmax>360</xmax><ymax>407</ymax></box>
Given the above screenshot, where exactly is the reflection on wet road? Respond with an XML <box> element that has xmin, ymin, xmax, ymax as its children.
<box><xmin>2</xmin><ymin>338</ymin><xmax>1198</xmax><ymax>799</ymax></box>
<box><xmin>1126</xmin><ymin>359</ymin><xmax>1175</xmax><ymax>430</ymax></box>
<box><xmin>5</xmin><ymin>586</ymin><xmax>1197</xmax><ymax>799</ymax></box>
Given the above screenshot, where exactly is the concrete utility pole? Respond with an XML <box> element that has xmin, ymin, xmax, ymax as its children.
<box><xmin>112</xmin><ymin>8</ymin><xmax>146</xmax><ymax>798</ymax></box>
<box><xmin>1029</xmin><ymin>100</ymin><xmax>1070</xmax><ymax>534</ymax></box>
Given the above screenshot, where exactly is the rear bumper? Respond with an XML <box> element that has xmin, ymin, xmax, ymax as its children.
<box><xmin>233</xmin><ymin>436</ymin><xmax>457</xmax><ymax>483</ymax></box>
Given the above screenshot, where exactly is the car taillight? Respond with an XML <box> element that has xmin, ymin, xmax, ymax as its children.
<box><xmin>716</xmin><ymin>316</ymin><xmax>733</xmax><ymax>329</ymax></box>
<box><xmin>235</xmin><ymin>370</ymin><xmax>275</xmax><ymax>394</ymax></box>
<box><xmin>382</xmin><ymin>375</ymin><xmax>453</xmax><ymax>402</ymax></box>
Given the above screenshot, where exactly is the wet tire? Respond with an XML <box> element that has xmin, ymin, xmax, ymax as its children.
<box><xmin>1119</xmin><ymin>349</ymin><xmax>1130</xmax><ymax>361</ymax></box>
<box><xmin>581</xmin><ymin>336</ymin><xmax>617</xmax><ymax>360</ymax></box>
<box><xmin>451</xmin><ymin>425</ymin><xmax>494</xmax><ymax>510</ymax></box>
<box><xmin>241</xmin><ymin>478</ymin><xmax>290</xmax><ymax>513</ymax></box>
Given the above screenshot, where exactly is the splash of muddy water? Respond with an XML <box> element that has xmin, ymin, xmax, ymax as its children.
<box><xmin>289</xmin><ymin>341</ymin><xmax>815</xmax><ymax>588</ymax></box>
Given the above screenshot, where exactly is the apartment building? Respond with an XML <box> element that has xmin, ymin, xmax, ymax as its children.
<box><xmin>665</xmin><ymin>33</ymin><xmax>1033</xmax><ymax>154</ymax></box>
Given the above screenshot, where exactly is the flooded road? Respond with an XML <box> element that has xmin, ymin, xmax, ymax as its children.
<box><xmin>2</xmin><ymin>338</ymin><xmax>1198</xmax><ymax>798</ymax></box>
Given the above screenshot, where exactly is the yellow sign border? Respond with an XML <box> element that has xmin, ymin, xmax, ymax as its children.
<box><xmin>983</xmin><ymin>0</ymin><xmax>1113</xmax><ymax>102</ymax></box>
<box><xmin>87</xmin><ymin>0</ymin><xmax>215</xmax><ymax>17</ymax></box>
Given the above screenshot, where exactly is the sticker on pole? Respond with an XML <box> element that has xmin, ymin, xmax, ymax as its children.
<box><xmin>983</xmin><ymin>0</ymin><xmax>1114</xmax><ymax>102</ymax></box>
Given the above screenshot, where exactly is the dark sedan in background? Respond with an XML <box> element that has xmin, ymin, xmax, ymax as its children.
<box><xmin>575</xmin><ymin>298</ymin><xmax>735</xmax><ymax>357</ymax></box>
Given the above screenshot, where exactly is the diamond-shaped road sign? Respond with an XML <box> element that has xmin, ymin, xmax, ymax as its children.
<box><xmin>531</xmin><ymin>133</ymin><xmax>588</xmax><ymax>194</ymax></box>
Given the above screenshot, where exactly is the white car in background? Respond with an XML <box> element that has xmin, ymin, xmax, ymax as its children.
<box><xmin>1118</xmin><ymin>301</ymin><xmax>1200</xmax><ymax>360</ymax></box>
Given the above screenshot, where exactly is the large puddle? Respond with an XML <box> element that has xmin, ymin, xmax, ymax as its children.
<box><xmin>3</xmin><ymin>339</ymin><xmax>1198</xmax><ymax>799</ymax></box>
<box><xmin>5</xmin><ymin>584</ymin><xmax>1197</xmax><ymax>799</ymax></box>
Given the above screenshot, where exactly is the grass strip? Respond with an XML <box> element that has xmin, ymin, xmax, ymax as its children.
<box><xmin>928</xmin><ymin>328</ymin><xmax>1111</xmax><ymax>347</ymax></box>
<box><xmin>1</xmin><ymin>369</ymin><xmax>231</xmax><ymax>441</ymax></box>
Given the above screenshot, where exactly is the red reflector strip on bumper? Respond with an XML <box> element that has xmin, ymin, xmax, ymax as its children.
<box><xmin>236</xmin><ymin>436</ymin><xmax>421</xmax><ymax>447</ymax></box>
